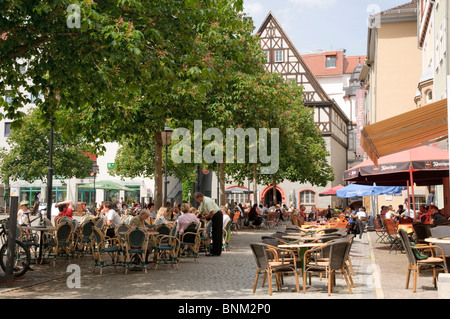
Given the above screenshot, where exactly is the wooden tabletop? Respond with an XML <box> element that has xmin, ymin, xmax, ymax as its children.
<box><xmin>279</xmin><ymin>243</ymin><xmax>325</xmax><ymax>248</ymax></box>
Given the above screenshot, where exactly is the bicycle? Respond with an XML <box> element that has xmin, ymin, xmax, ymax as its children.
<box><xmin>0</xmin><ymin>218</ymin><xmax>32</xmax><ymax>277</ymax></box>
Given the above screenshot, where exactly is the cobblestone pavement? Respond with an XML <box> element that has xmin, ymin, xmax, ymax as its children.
<box><xmin>0</xmin><ymin>219</ymin><xmax>444</xmax><ymax>300</ymax></box>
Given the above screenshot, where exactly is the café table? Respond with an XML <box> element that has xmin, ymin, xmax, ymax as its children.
<box><xmin>398</xmin><ymin>223</ymin><xmax>414</xmax><ymax>235</ymax></box>
<box><xmin>425</xmin><ymin>237</ymin><xmax>450</xmax><ymax>245</ymax></box>
<box><xmin>22</xmin><ymin>225</ymin><xmax>57</xmax><ymax>263</ymax></box>
<box><xmin>278</xmin><ymin>242</ymin><xmax>327</xmax><ymax>273</ymax></box>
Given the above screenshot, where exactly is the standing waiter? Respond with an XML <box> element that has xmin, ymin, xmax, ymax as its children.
<box><xmin>194</xmin><ymin>192</ymin><xmax>222</xmax><ymax>256</ymax></box>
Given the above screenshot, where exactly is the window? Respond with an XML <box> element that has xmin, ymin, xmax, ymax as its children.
<box><xmin>4</xmin><ymin>122</ymin><xmax>11</xmax><ymax>137</ymax></box>
<box><xmin>409</xmin><ymin>196</ymin><xmax>426</xmax><ymax>212</ymax></box>
<box><xmin>426</xmin><ymin>90</ymin><xmax>433</xmax><ymax>103</ymax></box>
<box><xmin>19</xmin><ymin>187</ymin><xmax>42</xmax><ymax>205</ymax></box>
<box><xmin>52</xmin><ymin>186</ymin><xmax>67</xmax><ymax>203</ymax></box>
<box><xmin>300</xmin><ymin>190</ymin><xmax>316</xmax><ymax>205</ymax></box>
<box><xmin>274</xmin><ymin>50</ymin><xmax>283</xmax><ymax>63</ymax></box>
<box><xmin>326</xmin><ymin>55</ymin><xmax>337</xmax><ymax>68</ymax></box>
<box><xmin>78</xmin><ymin>188</ymin><xmax>96</xmax><ymax>207</ymax></box>
<box><xmin>125</xmin><ymin>186</ymin><xmax>140</xmax><ymax>205</ymax></box>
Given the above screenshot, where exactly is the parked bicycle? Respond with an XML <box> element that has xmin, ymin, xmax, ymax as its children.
<box><xmin>0</xmin><ymin>218</ymin><xmax>32</xmax><ymax>277</ymax></box>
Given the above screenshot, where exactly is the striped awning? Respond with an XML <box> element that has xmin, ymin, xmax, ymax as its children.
<box><xmin>361</xmin><ymin>98</ymin><xmax>448</xmax><ymax>166</ymax></box>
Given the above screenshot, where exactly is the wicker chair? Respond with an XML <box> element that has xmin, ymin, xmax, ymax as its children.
<box><xmin>179</xmin><ymin>222</ymin><xmax>201</xmax><ymax>262</ymax></box>
<box><xmin>41</xmin><ymin>222</ymin><xmax>75</xmax><ymax>266</ymax></box>
<box><xmin>250</xmin><ymin>242</ymin><xmax>301</xmax><ymax>295</ymax></box>
<box><xmin>153</xmin><ymin>224</ymin><xmax>181</xmax><ymax>270</ymax></box>
<box><xmin>91</xmin><ymin>226</ymin><xmax>123</xmax><ymax>274</ymax></box>
<box><xmin>398</xmin><ymin>228</ymin><xmax>448</xmax><ymax>292</ymax></box>
<box><xmin>124</xmin><ymin>227</ymin><xmax>149</xmax><ymax>274</ymax></box>
<box><xmin>303</xmin><ymin>239</ymin><xmax>353</xmax><ymax>296</ymax></box>
<box><xmin>78</xmin><ymin>219</ymin><xmax>96</xmax><ymax>256</ymax></box>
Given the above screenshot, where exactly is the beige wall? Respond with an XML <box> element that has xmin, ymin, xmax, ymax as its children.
<box><xmin>375</xmin><ymin>21</ymin><xmax>422</xmax><ymax>121</ymax></box>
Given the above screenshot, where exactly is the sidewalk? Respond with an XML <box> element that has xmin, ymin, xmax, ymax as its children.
<box><xmin>0</xmin><ymin>221</ymin><xmax>443</xmax><ymax>299</ymax></box>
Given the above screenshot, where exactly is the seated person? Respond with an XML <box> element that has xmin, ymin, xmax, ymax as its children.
<box><xmin>430</xmin><ymin>205</ymin><xmax>450</xmax><ymax>226</ymax></box>
<box><xmin>130</xmin><ymin>209</ymin><xmax>152</xmax><ymax>231</ymax></box>
<box><xmin>248</xmin><ymin>204</ymin><xmax>262</xmax><ymax>226</ymax></box>
<box><xmin>54</xmin><ymin>200</ymin><xmax>74</xmax><ymax>224</ymax></box>
<box><xmin>176</xmin><ymin>204</ymin><xmax>199</xmax><ymax>235</ymax></box>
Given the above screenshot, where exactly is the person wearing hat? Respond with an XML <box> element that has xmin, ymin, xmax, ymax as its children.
<box><xmin>18</xmin><ymin>200</ymin><xmax>31</xmax><ymax>226</ymax></box>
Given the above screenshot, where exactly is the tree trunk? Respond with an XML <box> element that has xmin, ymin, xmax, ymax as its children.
<box><xmin>272</xmin><ymin>178</ymin><xmax>277</xmax><ymax>205</ymax></box>
<box><xmin>253</xmin><ymin>164</ymin><xmax>258</xmax><ymax>205</ymax></box>
<box><xmin>154</xmin><ymin>131</ymin><xmax>163</xmax><ymax>210</ymax></box>
<box><xmin>219</xmin><ymin>162</ymin><xmax>226</xmax><ymax>206</ymax></box>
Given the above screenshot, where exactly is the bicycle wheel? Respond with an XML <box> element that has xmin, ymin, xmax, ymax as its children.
<box><xmin>0</xmin><ymin>240</ymin><xmax>31</xmax><ymax>277</ymax></box>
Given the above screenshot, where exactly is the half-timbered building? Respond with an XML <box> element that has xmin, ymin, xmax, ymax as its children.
<box><xmin>224</xmin><ymin>12</ymin><xmax>351</xmax><ymax>210</ymax></box>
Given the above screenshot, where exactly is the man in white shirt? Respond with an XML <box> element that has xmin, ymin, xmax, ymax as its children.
<box><xmin>103</xmin><ymin>201</ymin><xmax>122</xmax><ymax>238</ymax></box>
<box><xmin>195</xmin><ymin>192</ymin><xmax>222</xmax><ymax>256</ymax></box>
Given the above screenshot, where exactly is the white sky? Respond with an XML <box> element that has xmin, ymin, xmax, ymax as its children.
<box><xmin>243</xmin><ymin>0</ymin><xmax>413</xmax><ymax>56</ymax></box>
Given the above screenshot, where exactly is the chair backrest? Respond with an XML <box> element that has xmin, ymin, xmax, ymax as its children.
<box><xmin>183</xmin><ymin>222</ymin><xmax>199</xmax><ymax>234</ymax></box>
<box><xmin>95</xmin><ymin>217</ymin><xmax>104</xmax><ymax>229</ymax></box>
<box><xmin>412</xmin><ymin>222</ymin><xmax>432</xmax><ymax>241</ymax></box>
<box><xmin>250</xmin><ymin>243</ymin><xmax>270</xmax><ymax>269</ymax></box>
<box><xmin>383</xmin><ymin>219</ymin><xmax>397</xmax><ymax>235</ymax></box>
<box><xmin>430</xmin><ymin>225</ymin><xmax>450</xmax><ymax>239</ymax></box>
<box><xmin>261</xmin><ymin>236</ymin><xmax>279</xmax><ymax>247</ymax></box>
<box><xmin>126</xmin><ymin>227</ymin><xmax>147</xmax><ymax>249</ymax></box>
<box><xmin>56</xmin><ymin>222</ymin><xmax>73</xmax><ymax>244</ymax></box>
<box><xmin>116</xmin><ymin>223</ymin><xmax>131</xmax><ymax>239</ymax></box>
<box><xmin>398</xmin><ymin>228</ymin><xmax>417</xmax><ymax>265</ymax></box>
<box><xmin>323</xmin><ymin>228</ymin><xmax>339</xmax><ymax>234</ymax></box>
<box><xmin>373</xmin><ymin>218</ymin><xmax>384</xmax><ymax>229</ymax></box>
<box><xmin>271</xmin><ymin>232</ymin><xmax>288</xmax><ymax>239</ymax></box>
<box><xmin>232</xmin><ymin>212</ymin><xmax>240</xmax><ymax>222</ymax></box>
<box><xmin>156</xmin><ymin>224</ymin><xmax>171</xmax><ymax>235</ymax></box>
<box><xmin>80</xmin><ymin>220</ymin><xmax>95</xmax><ymax>240</ymax></box>
<box><xmin>328</xmin><ymin>240</ymin><xmax>351</xmax><ymax>270</ymax></box>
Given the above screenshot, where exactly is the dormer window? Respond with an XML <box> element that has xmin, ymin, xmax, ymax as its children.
<box><xmin>326</xmin><ymin>55</ymin><xmax>337</xmax><ymax>68</ymax></box>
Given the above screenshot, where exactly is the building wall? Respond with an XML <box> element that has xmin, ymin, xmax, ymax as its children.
<box><xmin>375</xmin><ymin>21</ymin><xmax>422</xmax><ymax>121</ymax></box>
<box><xmin>433</xmin><ymin>0</ymin><xmax>449</xmax><ymax>100</ymax></box>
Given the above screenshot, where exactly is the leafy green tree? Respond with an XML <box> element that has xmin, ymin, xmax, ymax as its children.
<box><xmin>0</xmin><ymin>109</ymin><xmax>94</xmax><ymax>183</ymax></box>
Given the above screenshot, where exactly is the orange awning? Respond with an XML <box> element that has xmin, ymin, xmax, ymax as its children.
<box><xmin>360</xmin><ymin>98</ymin><xmax>448</xmax><ymax>166</ymax></box>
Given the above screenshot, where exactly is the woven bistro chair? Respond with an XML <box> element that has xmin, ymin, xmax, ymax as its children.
<box><xmin>91</xmin><ymin>226</ymin><xmax>123</xmax><ymax>274</ymax></box>
<box><xmin>249</xmin><ymin>242</ymin><xmax>301</xmax><ymax>295</ymax></box>
<box><xmin>398</xmin><ymin>228</ymin><xmax>448</xmax><ymax>292</ymax></box>
<box><xmin>179</xmin><ymin>222</ymin><xmax>201</xmax><ymax>262</ymax></box>
<box><xmin>124</xmin><ymin>227</ymin><xmax>149</xmax><ymax>274</ymax></box>
<box><xmin>41</xmin><ymin>221</ymin><xmax>74</xmax><ymax>266</ymax></box>
<box><xmin>303</xmin><ymin>239</ymin><xmax>353</xmax><ymax>296</ymax></box>
<box><xmin>153</xmin><ymin>224</ymin><xmax>181</xmax><ymax>270</ymax></box>
<box><xmin>78</xmin><ymin>219</ymin><xmax>96</xmax><ymax>256</ymax></box>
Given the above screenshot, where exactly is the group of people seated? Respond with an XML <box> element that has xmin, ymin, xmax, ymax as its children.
<box><xmin>378</xmin><ymin>202</ymin><xmax>450</xmax><ymax>226</ymax></box>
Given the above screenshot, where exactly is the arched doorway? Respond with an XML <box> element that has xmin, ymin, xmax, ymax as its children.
<box><xmin>260</xmin><ymin>185</ymin><xmax>286</xmax><ymax>206</ymax></box>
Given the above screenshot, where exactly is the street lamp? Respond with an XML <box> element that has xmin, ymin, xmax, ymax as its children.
<box><xmin>161</xmin><ymin>124</ymin><xmax>173</xmax><ymax>205</ymax></box>
<box><xmin>91</xmin><ymin>162</ymin><xmax>99</xmax><ymax>208</ymax></box>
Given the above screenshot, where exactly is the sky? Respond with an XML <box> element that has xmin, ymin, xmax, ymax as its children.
<box><xmin>243</xmin><ymin>0</ymin><xmax>413</xmax><ymax>56</ymax></box>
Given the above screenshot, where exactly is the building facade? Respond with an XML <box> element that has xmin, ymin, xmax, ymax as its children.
<box><xmin>220</xmin><ymin>12</ymin><xmax>353</xmax><ymax>210</ymax></box>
